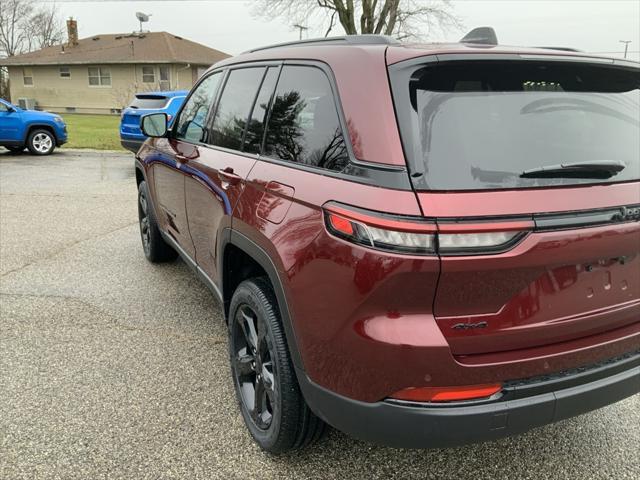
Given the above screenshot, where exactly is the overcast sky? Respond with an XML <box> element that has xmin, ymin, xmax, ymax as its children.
<box><xmin>52</xmin><ymin>0</ymin><xmax>640</xmax><ymax>60</ymax></box>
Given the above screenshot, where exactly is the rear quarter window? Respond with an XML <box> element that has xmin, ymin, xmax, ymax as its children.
<box><xmin>263</xmin><ymin>65</ymin><xmax>349</xmax><ymax>172</ymax></box>
<box><xmin>390</xmin><ymin>60</ymin><xmax>640</xmax><ymax>190</ymax></box>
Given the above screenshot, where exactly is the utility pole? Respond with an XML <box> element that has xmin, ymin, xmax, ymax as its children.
<box><xmin>619</xmin><ymin>40</ymin><xmax>631</xmax><ymax>58</ymax></box>
<box><xmin>293</xmin><ymin>24</ymin><xmax>308</xmax><ymax>40</ymax></box>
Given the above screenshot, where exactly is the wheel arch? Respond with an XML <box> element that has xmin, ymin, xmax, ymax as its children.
<box><xmin>220</xmin><ymin>229</ymin><xmax>305</xmax><ymax>372</ymax></box>
<box><xmin>25</xmin><ymin>123</ymin><xmax>57</xmax><ymax>143</ymax></box>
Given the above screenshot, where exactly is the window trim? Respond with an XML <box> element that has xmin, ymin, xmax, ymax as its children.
<box><xmin>158</xmin><ymin>65</ymin><xmax>171</xmax><ymax>88</ymax></box>
<box><xmin>142</xmin><ymin>65</ymin><xmax>155</xmax><ymax>84</ymax></box>
<box><xmin>88</xmin><ymin>66</ymin><xmax>111</xmax><ymax>88</ymax></box>
<box><xmin>59</xmin><ymin>66</ymin><xmax>71</xmax><ymax>79</ymax></box>
<box><xmin>171</xmin><ymin>60</ymin><xmax>410</xmax><ymax>189</ymax></box>
<box><xmin>22</xmin><ymin>68</ymin><xmax>33</xmax><ymax>87</ymax></box>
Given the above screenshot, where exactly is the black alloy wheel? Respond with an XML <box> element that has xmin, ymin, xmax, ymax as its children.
<box><xmin>228</xmin><ymin>278</ymin><xmax>326</xmax><ymax>453</ymax></box>
<box><xmin>138</xmin><ymin>186</ymin><xmax>151</xmax><ymax>257</ymax></box>
<box><xmin>136</xmin><ymin>180</ymin><xmax>177</xmax><ymax>263</ymax></box>
<box><xmin>232</xmin><ymin>302</ymin><xmax>277</xmax><ymax>430</ymax></box>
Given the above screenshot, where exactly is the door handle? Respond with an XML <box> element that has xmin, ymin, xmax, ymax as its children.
<box><xmin>218</xmin><ymin>167</ymin><xmax>242</xmax><ymax>186</ymax></box>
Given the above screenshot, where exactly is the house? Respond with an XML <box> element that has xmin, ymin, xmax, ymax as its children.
<box><xmin>0</xmin><ymin>19</ymin><xmax>230</xmax><ymax>114</ymax></box>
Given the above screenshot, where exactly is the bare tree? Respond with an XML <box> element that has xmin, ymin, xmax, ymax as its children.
<box><xmin>26</xmin><ymin>3</ymin><xmax>65</xmax><ymax>51</ymax></box>
<box><xmin>0</xmin><ymin>0</ymin><xmax>33</xmax><ymax>56</ymax></box>
<box><xmin>254</xmin><ymin>0</ymin><xmax>461</xmax><ymax>40</ymax></box>
<box><xmin>0</xmin><ymin>0</ymin><xmax>64</xmax><ymax>56</ymax></box>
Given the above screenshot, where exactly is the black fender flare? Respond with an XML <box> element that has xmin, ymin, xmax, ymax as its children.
<box><xmin>219</xmin><ymin>228</ymin><xmax>305</xmax><ymax>372</ymax></box>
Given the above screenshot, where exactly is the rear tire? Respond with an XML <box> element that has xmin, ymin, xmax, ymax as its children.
<box><xmin>26</xmin><ymin>129</ymin><xmax>55</xmax><ymax>155</ymax></box>
<box><xmin>229</xmin><ymin>277</ymin><xmax>326</xmax><ymax>453</ymax></box>
<box><xmin>137</xmin><ymin>180</ymin><xmax>177</xmax><ymax>263</ymax></box>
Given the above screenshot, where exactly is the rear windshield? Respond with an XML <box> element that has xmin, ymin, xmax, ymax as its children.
<box><xmin>129</xmin><ymin>95</ymin><xmax>169</xmax><ymax>109</ymax></box>
<box><xmin>390</xmin><ymin>60</ymin><xmax>640</xmax><ymax>190</ymax></box>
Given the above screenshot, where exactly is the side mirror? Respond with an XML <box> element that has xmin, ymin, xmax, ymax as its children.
<box><xmin>141</xmin><ymin>112</ymin><xmax>168</xmax><ymax>138</ymax></box>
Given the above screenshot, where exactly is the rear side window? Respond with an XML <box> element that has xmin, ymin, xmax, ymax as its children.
<box><xmin>391</xmin><ymin>61</ymin><xmax>640</xmax><ymax>190</ymax></box>
<box><xmin>263</xmin><ymin>65</ymin><xmax>349</xmax><ymax>172</ymax></box>
<box><xmin>129</xmin><ymin>95</ymin><xmax>168</xmax><ymax>109</ymax></box>
<box><xmin>243</xmin><ymin>67</ymin><xmax>279</xmax><ymax>155</ymax></box>
<box><xmin>175</xmin><ymin>72</ymin><xmax>222</xmax><ymax>143</ymax></box>
<box><xmin>210</xmin><ymin>67</ymin><xmax>266</xmax><ymax>151</ymax></box>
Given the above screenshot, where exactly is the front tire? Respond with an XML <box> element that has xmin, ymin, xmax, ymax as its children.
<box><xmin>27</xmin><ymin>129</ymin><xmax>55</xmax><ymax>155</ymax></box>
<box><xmin>229</xmin><ymin>278</ymin><xmax>326</xmax><ymax>453</ymax></box>
<box><xmin>137</xmin><ymin>180</ymin><xmax>177</xmax><ymax>263</ymax></box>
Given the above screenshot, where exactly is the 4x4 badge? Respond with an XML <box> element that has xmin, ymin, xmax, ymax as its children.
<box><xmin>616</xmin><ymin>206</ymin><xmax>640</xmax><ymax>222</ymax></box>
<box><xmin>452</xmin><ymin>321</ymin><xmax>488</xmax><ymax>330</ymax></box>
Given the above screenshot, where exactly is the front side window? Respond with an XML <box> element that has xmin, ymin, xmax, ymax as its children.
<box><xmin>88</xmin><ymin>67</ymin><xmax>111</xmax><ymax>86</ymax></box>
<box><xmin>174</xmin><ymin>72</ymin><xmax>222</xmax><ymax>143</ymax></box>
<box><xmin>263</xmin><ymin>65</ymin><xmax>349</xmax><ymax>172</ymax></box>
<box><xmin>23</xmin><ymin>68</ymin><xmax>33</xmax><ymax>86</ymax></box>
<box><xmin>210</xmin><ymin>67</ymin><xmax>266</xmax><ymax>151</ymax></box>
<box><xmin>59</xmin><ymin>67</ymin><xmax>70</xmax><ymax>78</ymax></box>
<box><xmin>142</xmin><ymin>66</ymin><xmax>155</xmax><ymax>83</ymax></box>
<box><xmin>391</xmin><ymin>60</ymin><xmax>640</xmax><ymax>190</ymax></box>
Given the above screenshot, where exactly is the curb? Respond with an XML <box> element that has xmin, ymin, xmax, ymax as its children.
<box><xmin>59</xmin><ymin>148</ymin><xmax>132</xmax><ymax>157</ymax></box>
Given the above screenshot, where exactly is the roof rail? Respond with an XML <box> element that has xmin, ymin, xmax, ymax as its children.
<box><xmin>243</xmin><ymin>34</ymin><xmax>400</xmax><ymax>53</ymax></box>
<box><xmin>532</xmin><ymin>46</ymin><xmax>583</xmax><ymax>52</ymax></box>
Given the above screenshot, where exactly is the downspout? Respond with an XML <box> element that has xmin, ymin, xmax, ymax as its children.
<box><xmin>176</xmin><ymin>63</ymin><xmax>191</xmax><ymax>89</ymax></box>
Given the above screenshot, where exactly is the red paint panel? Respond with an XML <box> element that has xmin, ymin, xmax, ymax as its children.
<box><xmin>417</xmin><ymin>182</ymin><xmax>640</xmax><ymax>217</ymax></box>
<box><xmin>256</xmin><ymin>181</ymin><xmax>295</xmax><ymax>225</ymax></box>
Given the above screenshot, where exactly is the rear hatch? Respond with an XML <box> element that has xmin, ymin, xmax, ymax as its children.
<box><xmin>121</xmin><ymin>94</ymin><xmax>170</xmax><ymax>136</ymax></box>
<box><xmin>389</xmin><ymin>54</ymin><xmax>640</xmax><ymax>356</ymax></box>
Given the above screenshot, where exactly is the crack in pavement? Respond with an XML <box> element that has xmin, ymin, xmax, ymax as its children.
<box><xmin>0</xmin><ymin>221</ymin><xmax>138</xmax><ymax>278</ymax></box>
<box><xmin>0</xmin><ymin>292</ymin><xmax>227</xmax><ymax>343</ymax></box>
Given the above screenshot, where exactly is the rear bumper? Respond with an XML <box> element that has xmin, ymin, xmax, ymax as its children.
<box><xmin>120</xmin><ymin>138</ymin><xmax>144</xmax><ymax>154</ymax></box>
<box><xmin>297</xmin><ymin>351</ymin><xmax>640</xmax><ymax>448</ymax></box>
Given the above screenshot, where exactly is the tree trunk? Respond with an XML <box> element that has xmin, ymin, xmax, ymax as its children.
<box><xmin>384</xmin><ymin>0</ymin><xmax>400</xmax><ymax>35</ymax></box>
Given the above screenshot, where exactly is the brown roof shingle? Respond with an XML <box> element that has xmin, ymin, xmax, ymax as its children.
<box><xmin>0</xmin><ymin>31</ymin><xmax>230</xmax><ymax>66</ymax></box>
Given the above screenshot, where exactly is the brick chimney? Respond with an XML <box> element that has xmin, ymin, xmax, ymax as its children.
<box><xmin>66</xmin><ymin>18</ymin><xmax>79</xmax><ymax>46</ymax></box>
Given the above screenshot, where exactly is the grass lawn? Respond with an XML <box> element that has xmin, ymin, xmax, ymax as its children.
<box><xmin>61</xmin><ymin>114</ymin><xmax>125</xmax><ymax>151</ymax></box>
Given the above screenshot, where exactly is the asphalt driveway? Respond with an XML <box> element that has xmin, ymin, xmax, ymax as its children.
<box><xmin>1</xmin><ymin>149</ymin><xmax>638</xmax><ymax>480</ymax></box>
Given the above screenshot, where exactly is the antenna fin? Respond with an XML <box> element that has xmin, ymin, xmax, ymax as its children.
<box><xmin>460</xmin><ymin>27</ymin><xmax>498</xmax><ymax>46</ymax></box>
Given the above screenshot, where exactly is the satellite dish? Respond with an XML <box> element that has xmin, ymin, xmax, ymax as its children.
<box><xmin>136</xmin><ymin>12</ymin><xmax>151</xmax><ymax>33</ymax></box>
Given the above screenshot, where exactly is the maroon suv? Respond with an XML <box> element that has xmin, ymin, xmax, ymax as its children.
<box><xmin>134</xmin><ymin>31</ymin><xmax>640</xmax><ymax>453</ymax></box>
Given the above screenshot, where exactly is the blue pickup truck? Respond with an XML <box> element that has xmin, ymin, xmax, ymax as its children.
<box><xmin>0</xmin><ymin>98</ymin><xmax>67</xmax><ymax>155</ymax></box>
<box><xmin>120</xmin><ymin>90</ymin><xmax>187</xmax><ymax>153</ymax></box>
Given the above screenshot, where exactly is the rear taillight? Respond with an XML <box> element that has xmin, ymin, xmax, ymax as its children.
<box><xmin>324</xmin><ymin>202</ymin><xmax>532</xmax><ymax>256</ymax></box>
<box><xmin>325</xmin><ymin>205</ymin><xmax>436</xmax><ymax>255</ymax></box>
<box><xmin>390</xmin><ymin>384</ymin><xmax>502</xmax><ymax>403</ymax></box>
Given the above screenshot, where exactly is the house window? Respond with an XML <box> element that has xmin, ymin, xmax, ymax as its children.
<box><xmin>23</xmin><ymin>68</ymin><xmax>33</xmax><ymax>86</ymax></box>
<box><xmin>88</xmin><ymin>67</ymin><xmax>111</xmax><ymax>86</ymax></box>
<box><xmin>59</xmin><ymin>67</ymin><xmax>70</xmax><ymax>78</ymax></box>
<box><xmin>142</xmin><ymin>66</ymin><xmax>155</xmax><ymax>83</ymax></box>
<box><xmin>159</xmin><ymin>66</ymin><xmax>170</xmax><ymax>90</ymax></box>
